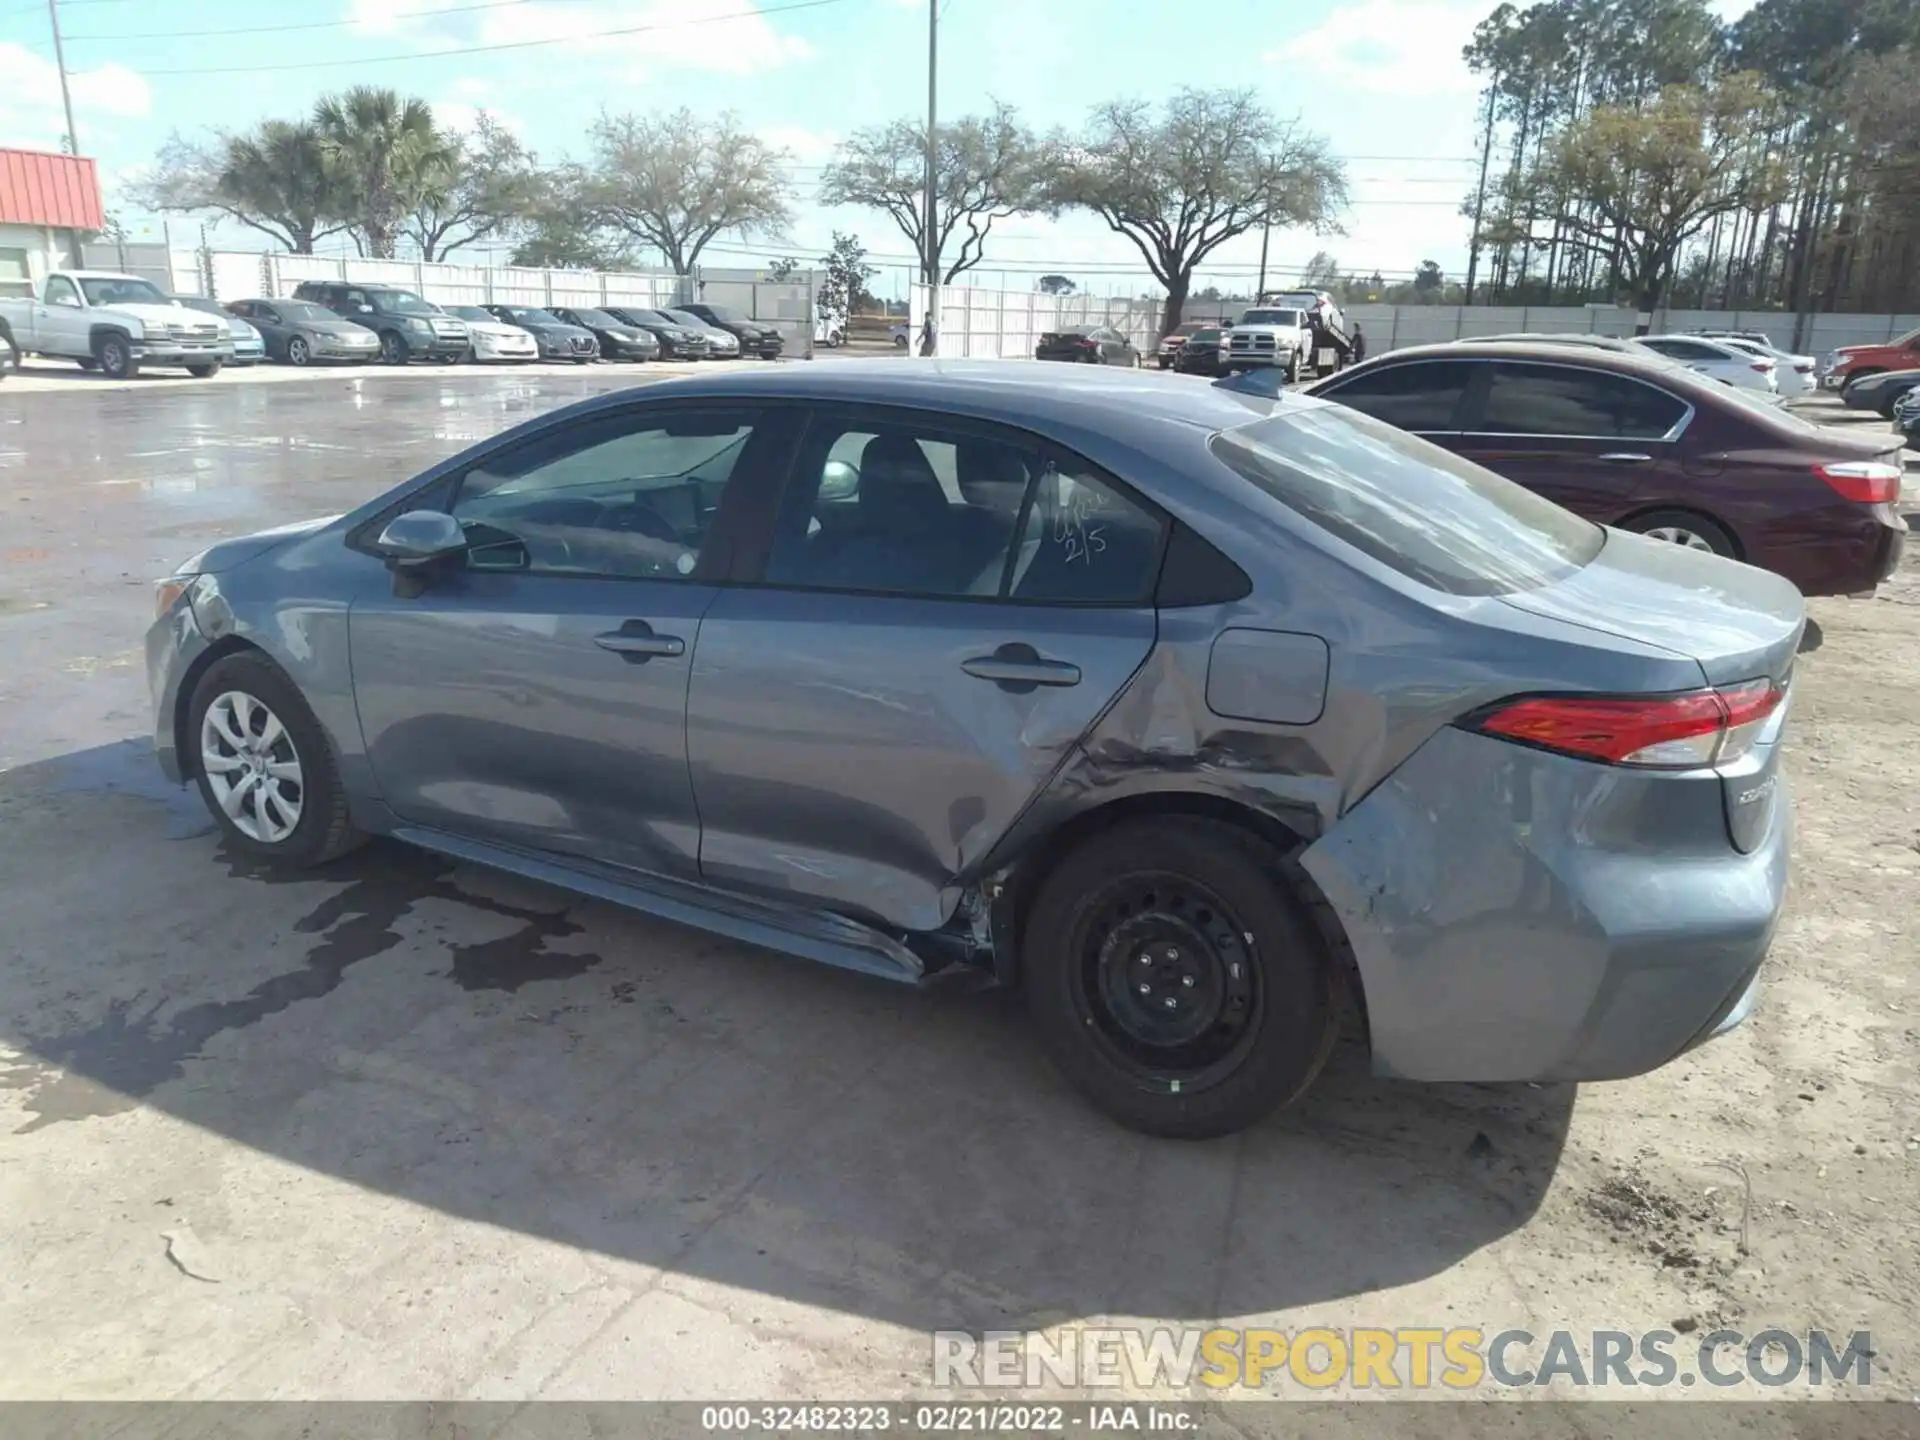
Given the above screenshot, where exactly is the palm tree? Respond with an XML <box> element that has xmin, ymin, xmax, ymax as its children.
<box><xmin>201</xmin><ymin>120</ymin><xmax>345</xmax><ymax>254</ymax></box>
<box><xmin>312</xmin><ymin>87</ymin><xmax>457</xmax><ymax>259</ymax></box>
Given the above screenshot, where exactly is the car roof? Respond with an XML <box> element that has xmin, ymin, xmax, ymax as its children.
<box><xmin>1328</xmin><ymin>339</ymin><xmax>1715</xmax><ymax>387</ymax></box>
<box><xmin>61</xmin><ymin>270</ymin><xmax>145</xmax><ymax>282</ymax></box>
<box><xmin>550</xmin><ymin>357</ymin><xmax>1295</xmax><ymax>437</ymax></box>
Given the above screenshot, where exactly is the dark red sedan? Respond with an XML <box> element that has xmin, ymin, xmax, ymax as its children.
<box><xmin>1307</xmin><ymin>341</ymin><xmax>1906</xmax><ymax>596</ymax></box>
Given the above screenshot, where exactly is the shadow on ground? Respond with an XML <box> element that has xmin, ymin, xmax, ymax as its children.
<box><xmin>0</xmin><ymin>740</ymin><xmax>1574</xmax><ymax>1330</ymax></box>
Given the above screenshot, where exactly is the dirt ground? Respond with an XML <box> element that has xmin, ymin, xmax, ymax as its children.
<box><xmin>0</xmin><ymin>373</ymin><xmax>1914</xmax><ymax>1422</ymax></box>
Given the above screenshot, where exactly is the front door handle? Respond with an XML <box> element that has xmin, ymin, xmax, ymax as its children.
<box><xmin>962</xmin><ymin>642</ymin><xmax>1081</xmax><ymax>693</ymax></box>
<box><xmin>1598</xmin><ymin>452</ymin><xmax>1653</xmax><ymax>463</ymax></box>
<box><xmin>594</xmin><ymin>621</ymin><xmax>685</xmax><ymax>663</ymax></box>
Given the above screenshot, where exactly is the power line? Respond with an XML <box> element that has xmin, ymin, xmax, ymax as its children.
<box><xmin>61</xmin><ymin>0</ymin><xmax>634</xmax><ymax>44</ymax></box>
<box><xmin>125</xmin><ymin>0</ymin><xmax>860</xmax><ymax>75</ymax></box>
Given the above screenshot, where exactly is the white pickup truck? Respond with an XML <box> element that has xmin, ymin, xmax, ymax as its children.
<box><xmin>0</xmin><ymin>270</ymin><xmax>233</xmax><ymax>380</ymax></box>
<box><xmin>1221</xmin><ymin>290</ymin><xmax>1353</xmax><ymax>382</ymax></box>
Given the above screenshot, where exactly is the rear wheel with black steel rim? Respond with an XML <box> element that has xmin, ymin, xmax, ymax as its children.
<box><xmin>1022</xmin><ymin>819</ymin><xmax>1336</xmax><ymax>1139</ymax></box>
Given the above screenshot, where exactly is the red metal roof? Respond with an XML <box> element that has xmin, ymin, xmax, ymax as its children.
<box><xmin>0</xmin><ymin>148</ymin><xmax>105</xmax><ymax>232</ymax></box>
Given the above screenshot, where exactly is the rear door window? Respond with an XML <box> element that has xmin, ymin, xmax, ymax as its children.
<box><xmin>1478</xmin><ymin>361</ymin><xmax>1688</xmax><ymax>439</ymax></box>
<box><xmin>1210</xmin><ymin>405</ymin><xmax>1603</xmax><ymax>596</ymax></box>
<box><xmin>1316</xmin><ymin>360</ymin><xmax>1472</xmax><ymax>431</ymax></box>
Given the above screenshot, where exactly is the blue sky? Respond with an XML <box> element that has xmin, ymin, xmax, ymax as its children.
<box><xmin>0</xmin><ymin>0</ymin><xmax>1757</xmax><ymax>297</ymax></box>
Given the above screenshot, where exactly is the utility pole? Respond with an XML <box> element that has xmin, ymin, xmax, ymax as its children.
<box><xmin>1256</xmin><ymin>222</ymin><xmax>1270</xmax><ymax>298</ymax></box>
<box><xmin>920</xmin><ymin>0</ymin><xmax>938</xmax><ymax>356</ymax></box>
<box><xmin>48</xmin><ymin>0</ymin><xmax>80</xmax><ymax>156</ymax></box>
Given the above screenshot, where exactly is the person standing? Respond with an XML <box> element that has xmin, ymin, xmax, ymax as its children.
<box><xmin>1351</xmin><ymin>323</ymin><xmax>1367</xmax><ymax>364</ymax></box>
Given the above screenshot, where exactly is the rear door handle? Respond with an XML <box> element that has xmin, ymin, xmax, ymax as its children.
<box><xmin>1598</xmin><ymin>452</ymin><xmax>1652</xmax><ymax>463</ymax></box>
<box><xmin>962</xmin><ymin>642</ymin><xmax>1081</xmax><ymax>692</ymax></box>
<box><xmin>594</xmin><ymin>621</ymin><xmax>685</xmax><ymax>662</ymax></box>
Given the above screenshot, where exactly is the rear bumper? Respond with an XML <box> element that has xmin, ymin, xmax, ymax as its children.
<box><xmin>1751</xmin><ymin>503</ymin><xmax>1906</xmax><ymax>596</ymax></box>
<box><xmin>1301</xmin><ymin>726</ymin><xmax>1789</xmax><ymax>1083</ymax></box>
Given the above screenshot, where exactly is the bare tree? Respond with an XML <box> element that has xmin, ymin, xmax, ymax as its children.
<box><xmin>404</xmin><ymin>113</ymin><xmax>543</xmax><ymax>262</ymax></box>
<box><xmin>586</xmin><ymin>109</ymin><xmax>794</xmax><ymax>273</ymax></box>
<box><xmin>1046</xmin><ymin>89</ymin><xmax>1347</xmax><ymax>335</ymax></box>
<box><xmin>820</xmin><ymin>101</ymin><xmax>1047</xmax><ymax>284</ymax></box>
<box><xmin>133</xmin><ymin>123</ymin><xmax>348</xmax><ymax>254</ymax></box>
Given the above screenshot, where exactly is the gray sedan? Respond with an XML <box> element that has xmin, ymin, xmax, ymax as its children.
<box><xmin>226</xmin><ymin>298</ymin><xmax>380</xmax><ymax>366</ymax></box>
<box><xmin>144</xmin><ymin>362</ymin><xmax>1800</xmax><ymax>1138</ymax></box>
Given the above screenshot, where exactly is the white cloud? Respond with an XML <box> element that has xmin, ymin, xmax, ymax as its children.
<box><xmin>430</xmin><ymin>99</ymin><xmax>527</xmax><ymax>139</ymax></box>
<box><xmin>350</xmin><ymin>0</ymin><xmax>813</xmax><ymax>75</ymax></box>
<box><xmin>0</xmin><ymin>41</ymin><xmax>150</xmax><ymax>154</ymax></box>
<box><xmin>1274</xmin><ymin>0</ymin><xmax>1485</xmax><ymax>97</ymax></box>
<box><xmin>761</xmin><ymin>124</ymin><xmax>840</xmax><ymax>164</ymax></box>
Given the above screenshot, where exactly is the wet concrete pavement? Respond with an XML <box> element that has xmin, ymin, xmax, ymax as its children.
<box><xmin>9</xmin><ymin>371</ymin><xmax>1885</xmax><ymax>1422</ymax></box>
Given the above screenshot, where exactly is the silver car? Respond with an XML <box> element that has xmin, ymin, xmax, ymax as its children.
<box><xmin>145</xmin><ymin>362</ymin><xmax>1799</xmax><ymax>1138</ymax></box>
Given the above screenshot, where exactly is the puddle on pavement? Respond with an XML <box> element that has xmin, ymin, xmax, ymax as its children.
<box><xmin>10</xmin><ymin>769</ymin><xmax>602</xmax><ymax>1132</ymax></box>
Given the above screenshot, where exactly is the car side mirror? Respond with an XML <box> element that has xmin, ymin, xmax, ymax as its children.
<box><xmin>375</xmin><ymin>510</ymin><xmax>467</xmax><ymax>595</ymax></box>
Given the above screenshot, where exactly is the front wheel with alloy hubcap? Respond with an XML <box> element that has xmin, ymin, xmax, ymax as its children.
<box><xmin>1022</xmin><ymin>818</ymin><xmax>1336</xmax><ymax>1139</ymax></box>
<box><xmin>1621</xmin><ymin>509</ymin><xmax>1737</xmax><ymax>558</ymax></box>
<box><xmin>187</xmin><ymin>652</ymin><xmax>362</xmax><ymax>867</ymax></box>
<box><xmin>286</xmin><ymin>336</ymin><xmax>311</xmax><ymax>366</ymax></box>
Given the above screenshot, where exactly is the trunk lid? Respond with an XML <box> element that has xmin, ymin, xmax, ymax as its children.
<box><xmin>1498</xmin><ymin>527</ymin><xmax>1804</xmax><ymax>688</ymax></box>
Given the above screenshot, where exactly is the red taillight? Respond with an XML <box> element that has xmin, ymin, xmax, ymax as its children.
<box><xmin>1815</xmin><ymin>460</ymin><xmax>1902</xmax><ymax>504</ymax></box>
<box><xmin>1751</xmin><ymin>359</ymin><xmax>1774</xmax><ymax>371</ymax></box>
<box><xmin>1079</xmin><ymin>339</ymin><xmax>1099</xmax><ymax>351</ymax></box>
<box><xmin>1793</xmin><ymin>362</ymin><xmax>1813</xmax><ymax>372</ymax></box>
<box><xmin>1474</xmin><ymin>680</ymin><xmax>1785</xmax><ymax>768</ymax></box>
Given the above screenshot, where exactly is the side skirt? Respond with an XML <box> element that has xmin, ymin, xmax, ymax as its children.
<box><xmin>391</xmin><ymin>826</ymin><xmax>926</xmax><ymax>985</ymax></box>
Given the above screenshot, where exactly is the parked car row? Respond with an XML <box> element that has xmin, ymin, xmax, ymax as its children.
<box><xmin>0</xmin><ymin>269</ymin><xmax>792</xmax><ymax>379</ymax></box>
<box><xmin>1301</xmin><ymin>338</ymin><xmax>1904</xmax><ymax>598</ymax></box>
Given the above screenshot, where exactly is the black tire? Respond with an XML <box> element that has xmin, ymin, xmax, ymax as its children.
<box><xmin>95</xmin><ymin>332</ymin><xmax>137</xmax><ymax>380</ymax></box>
<box><xmin>187</xmin><ymin>651</ymin><xmax>362</xmax><ymax>868</ymax></box>
<box><xmin>1022</xmin><ymin>818</ymin><xmax>1337</xmax><ymax>1139</ymax></box>
<box><xmin>1285</xmin><ymin>351</ymin><xmax>1301</xmax><ymax>385</ymax></box>
<box><xmin>186</xmin><ymin>361</ymin><xmax>222</xmax><ymax>378</ymax></box>
<box><xmin>1621</xmin><ymin>508</ymin><xmax>1738</xmax><ymax>558</ymax></box>
<box><xmin>380</xmin><ymin>330</ymin><xmax>410</xmax><ymax>365</ymax></box>
<box><xmin>286</xmin><ymin>335</ymin><xmax>312</xmax><ymax>367</ymax></box>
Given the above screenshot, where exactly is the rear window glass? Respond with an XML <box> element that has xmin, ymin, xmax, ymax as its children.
<box><xmin>1480</xmin><ymin>362</ymin><xmax>1689</xmax><ymax>439</ymax></box>
<box><xmin>1209</xmin><ymin>406</ymin><xmax>1603</xmax><ymax>596</ymax></box>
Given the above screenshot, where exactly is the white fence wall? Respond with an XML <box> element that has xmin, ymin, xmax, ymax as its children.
<box><xmin>916</xmin><ymin>284</ymin><xmax>1919</xmax><ymax>360</ymax></box>
<box><xmin>910</xmin><ymin>283</ymin><xmax>1160</xmax><ymax>358</ymax></box>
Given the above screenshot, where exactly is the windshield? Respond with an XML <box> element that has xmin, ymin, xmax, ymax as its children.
<box><xmin>1238</xmin><ymin>309</ymin><xmax>1302</xmax><ymax>327</ymax></box>
<box><xmin>501</xmin><ymin>307</ymin><xmax>561</xmax><ymax>325</ymax></box>
<box><xmin>372</xmin><ymin>289</ymin><xmax>436</xmax><ymax>315</ymax></box>
<box><xmin>623</xmin><ymin>310</ymin><xmax>669</xmax><ymax>326</ymax></box>
<box><xmin>1895</xmin><ymin>326</ymin><xmax>1920</xmax><ymax>347</ymax></box>
<box><xmin>698</xmin><ymin>304</ymin><xmax>746</xmax><ymax>324</ymax></box>
<box><xmin>1210</xmin><ymin>405</ymin><xmax>1603</xmax><ymax>597</ymax></box>
<box><xmin>278</xmin><ymin>301</ymin><xmax>337</xmax><ymax>323</ymax></box>
<box><xmin>445</xmin><ymin>306</ymin><xmax>492</xmax><ymax>322</ymax></box>
<box><xmin>79</xmin><ymin>277</ymin><xmax>169</xmax><ymax>306</ymax></box>
<box><xmin>174</xmin><ymin>296</ymin><xmax>223</xmax><ymax>316</ymax></box>
<box><xmin>664</xmin><ymin>310</ymin><xmax>710</xmax><ymax>328</ymax></box>
<box><xmin>570</xmin><ymin>309</ymin><xmax>619</xmax><ymax>327</ymax></box>
<box><xmin>1191</xmin><ymin>329</ymin><xmax>1221</xmax><ymax>342</ymax></box>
